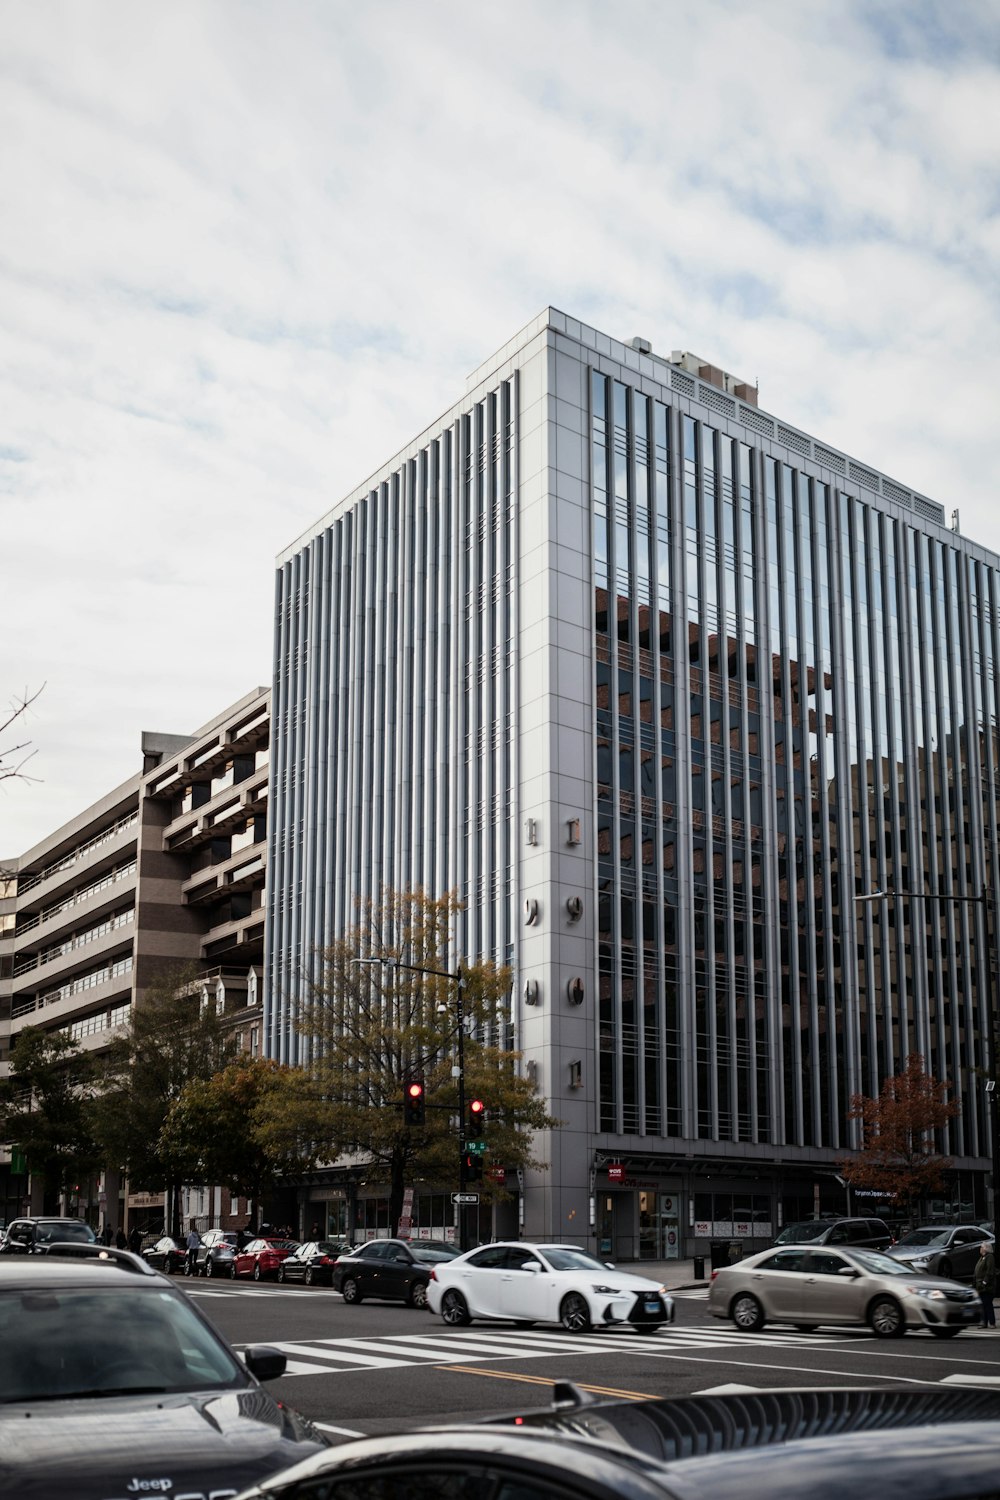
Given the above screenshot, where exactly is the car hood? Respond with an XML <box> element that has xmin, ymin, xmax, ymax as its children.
<box><xmin>883</xmin><ymin>1245</ymin><xmax>950</xmax><ymax>1265</ymax></box>
<box><xmin>0</xmin><ymin>1387</ymin><xmax>325</xmax><ymax>1498</ymax></box>
<box><xmin>562</xmin><ymin>1269</ymin><xmax>666</xmax><ymax>1294</ymax></box>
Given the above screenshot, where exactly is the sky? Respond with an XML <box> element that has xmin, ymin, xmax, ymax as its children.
<box><xmin>3</xmin><ymin>0</ymin><xmax>1000</xmax><ymax>857</ymax></box>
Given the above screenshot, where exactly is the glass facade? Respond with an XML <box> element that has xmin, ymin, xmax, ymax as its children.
<box><xmin>591</xmin><ymin>367</ymin><xmax>997</xmax><ymax>1166</ymax></box>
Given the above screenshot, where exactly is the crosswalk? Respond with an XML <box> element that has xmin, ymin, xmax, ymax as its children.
<box><xmin>235</xmin><ymin>1323</ymin><xmax>837</xmax><ymax>1378</ymax></box>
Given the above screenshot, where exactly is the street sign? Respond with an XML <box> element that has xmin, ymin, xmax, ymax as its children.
<box><xmin>452</xmin><ymin>1192</ymin><xmax>480</xmax><ymax>1204</ymax></box>
<box><xmin>463</xmin><ymin>1139</ymin><xmax>487</xmax><ymax>1154</ymax></box>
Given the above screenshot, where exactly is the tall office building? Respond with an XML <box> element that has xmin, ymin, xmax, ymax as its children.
<box><xmin>267</xmin><ymin>309</ymin><xmax>998</xmax><ymax>1259</ymax></box>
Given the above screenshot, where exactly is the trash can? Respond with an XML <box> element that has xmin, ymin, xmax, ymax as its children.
<box><xmin>728</xmin><ymin>1241</ymin><xmax>743</xmax><ymax>1264</ymax></box>
<box><xmin>692</xmin><ymin>1254</ymin><xmax>706</xmax><ymax>1280</ymax></box>
<box><xmin>709</xmin><ymin>1240</ymin><xmax>730</xmax><ymax>1270</ymax></box>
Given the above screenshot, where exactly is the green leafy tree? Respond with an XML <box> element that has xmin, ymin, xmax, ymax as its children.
<box><xmin>0</xmin><ymin>1026</ymin><xmax>100</xmax><ymax>1202</ymax></box>
<box><xmin>90</xmin><ymin>969</ymin><xmax>237</xmax><ymax>1235</ymax></box>
<box><xmin>289</xmin><ymin>888</ymin><xmax>560</xmax><ymax>1231</ymax></box>
<box><xmin>837</xmin><ymin>1053</ymin><xmax>961</xmax><ymax>1224</ymax></box>
<box><xmin>160</xmin><ymin>1057</ymin><xmax>323</xmax><ymax>1210</ymax></box>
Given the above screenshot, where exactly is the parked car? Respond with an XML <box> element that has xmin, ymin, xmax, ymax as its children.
<box><xmin>0</xmin><ymin>1216</ymin><xmax>97</xmax><ymax>1254</ymax></box>
<box><xmin>773</xmin><ymin>1217</ymin><xmax>893</xmax><ymax>1250</ymax></box>
<box><xmin>332</xmin><ymin>1238</ymin><xmax>460</xmax><ymax>1308</ymax></box>
<box><xmin>232</xmin><ymin>1237</ymin><xmax>299</xmax><ymax>1281</ymax></box>
<box><xmin>0</xmin><ymin>1245</ymin><xmax>326</xmax><ymax>1497</ymax></box>
<box><xmin>426</xmin><ymin>1241</ymin><xmax>676</xmax><ymax>1334</ymax></box>
<box><xmin>233</xmin><ymin>1383</ymin><xmax>1000</xmax><ymax>1500</ymax></box>
<box><xmin>194</xmin><ymin>1227</ymin><xmax>240</xmax><ymax>1277</ymax></box>
<box><xmin>278</xmin><ymin>1239</ymin><xmax>355</xmax><ymax>1286</ymax></box>
<box><xmin>708</xmin><ymin>1242</ymin><xmax>980</xmax><ymax>1337</ymax></box>
<box><xmin>884</xmin><ymin>1223</ymin><xmax>995</xmax><ymax>1282</ymax></box>
<box><xmin>141</xmin><ymin>1232</ymin><xmax>188</xmax><ymax>1274</ymax></box>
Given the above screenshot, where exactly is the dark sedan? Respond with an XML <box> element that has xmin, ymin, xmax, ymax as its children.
<box><xmin>331</xmin><ymin>1238</ymin><xmax>460</xmax><ymax>1308</ymax></box>
<box><xmin>141</xmin><ymin>1233</ymin><xmax>188</xmax><ymax>1274</ymax></box>
<box><xmin>278</xmin><ymin>1239</ymin><xmax>355</xmax><ymax>1286</ymax></box>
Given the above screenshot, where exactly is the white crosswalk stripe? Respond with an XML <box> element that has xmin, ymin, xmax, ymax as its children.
<box><xmin>238</xmin><ymin>1323</ymin><xmax>835</xmax><ymax>1378</ymax></box>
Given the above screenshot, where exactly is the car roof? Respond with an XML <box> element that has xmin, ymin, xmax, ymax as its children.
<box><xmin>0</xmin><ymin>1248</ymin><xmax>169</xmax><ymax>1289</ymax></box>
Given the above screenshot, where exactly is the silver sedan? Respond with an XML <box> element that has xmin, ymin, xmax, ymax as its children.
<box><xmin>707</xmin><ymin>1244</ymin><xmax>980</xmax><ymax>1338</ymax></box>
<box><xmin>883</xmin><ymin>1224</ymin><xmax>994</xmax><ymax>1282</ymax></box>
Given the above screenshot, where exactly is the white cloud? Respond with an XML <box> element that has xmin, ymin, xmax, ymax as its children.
<box><xmin>2</xmin><ymin>0</ymin><xmax>999</xmax><ymax>853</ymax></box>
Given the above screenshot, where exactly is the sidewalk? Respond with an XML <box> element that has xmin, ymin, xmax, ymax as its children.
<box><xmin>617</xmin><ymin>1256</ymin><xmax>709</xmax><ymax>1291</ymax></box>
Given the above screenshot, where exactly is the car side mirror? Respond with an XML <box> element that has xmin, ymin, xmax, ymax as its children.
<box><xmin>244</xmin><ymin>1345</ymin><xmax>287</xmax><ymax>1381</ymax></box>
<box><xmin>523</xmin><ymin>1261</ymin><xmax>542</xmax><ymax>1274</ymax></box>
<box><xmin>837</xmin><ymin>1267</ymin><xmax>859</xmax><ymax>1277</ymax></box>
<box><xmin>604</xmin><ymin>1262</ymin><xmax>616</xmax><ymax>1269</ymax></box>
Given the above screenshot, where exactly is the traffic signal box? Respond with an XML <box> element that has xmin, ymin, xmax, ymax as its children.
<box><xmin>462</xmin><ymin>1150</ymin><xmax>483</xmax><ymax>1183</ymax></box>
<box><xmin>403</xmin><ymin>1077</ymin><xmax>426</xmax><ymax>1126</ymax></box>
<box><xmin>468</xmin><ymin>1098</ymin><xmax>485</xmax><ymax>1138</ymax></box>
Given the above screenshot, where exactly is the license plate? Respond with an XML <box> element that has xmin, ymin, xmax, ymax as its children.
<box><xmin>644</xmin><ymin>1298</ymin><xmax>661</xmax><ymax>1313</ymax></box>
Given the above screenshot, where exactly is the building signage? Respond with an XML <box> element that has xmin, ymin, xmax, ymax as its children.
<box><xmin>607</xmin><ymin>1163</ymin><xmax>625</xmax><ymax>1183</ymax></box>
<box><xmin>486</xmin><ymin>1166</ymin><xmax>506</xmax><ymax>1184</ymax></box>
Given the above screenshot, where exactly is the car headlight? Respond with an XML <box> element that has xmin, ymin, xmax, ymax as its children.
<box><xmin>905</xmin><ymin>1284</ymin><xmax>946</xmax><ymax>1299</ymax></box>
<box><xmin>592</xmin><ymin>1284</ymin><xmax>620</xmax><ymax>1294</ymax></box>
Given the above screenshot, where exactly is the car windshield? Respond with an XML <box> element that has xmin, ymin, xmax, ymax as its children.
<box><xmin>540</xmin><ymin>1248</ymin><xmax>610</xmax><ymax>1272</ymax></box>
<box><xmin>0</xmin><ymin>1286</ymin><xmax>246</xmax><ymax>1402</ymax></box>
<box><xmin>847</xmin><ymin>1249</ymin><xmax>914</xmax><ymax>1276</ymax></box>
<box><xmin>35</xmin><ymin>1223</ymin><xmax>96</xmax><ymax>1245</ymax></box>
<box><xmin>263</xmin><ymin>1240</ymin><xmax>297</xmax><ymax>1251</ymax></box>
<box><xmin>410</xmin><ymin>1245</ymin><xmax>459</xmax><ymax>1264</ymax></box>
<box><xmin>775</xmin><ymin>1222</ymin><xmax>831</xmax><ymax>1244</ymax></box>
<box><xmin>896</xmin><ymin>1230</ymin><xmax>950</xmax><ymax>1248</ymax></box>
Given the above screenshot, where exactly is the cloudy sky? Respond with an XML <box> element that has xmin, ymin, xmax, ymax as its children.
<box><xmin>3</xmin><ymin>0</ymin><xmax>999</xmax><ymax>856</ymax></box>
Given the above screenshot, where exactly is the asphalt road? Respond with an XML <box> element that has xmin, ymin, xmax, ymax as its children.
<box><xmin>183</xmin><ymin>1277</ymin><xmax>1000</xmax><ymax>1443</ymax></box>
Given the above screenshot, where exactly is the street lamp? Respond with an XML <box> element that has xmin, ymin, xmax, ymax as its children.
<box><xmin>854</xmin><ymin>886</ymin><xmax>1000</xmax><ymax>1243</ymax></box>
<box><xmin>353</xmin><ymin>956</ymin><xmax>472</xmax><ymax>1250</ymax></box>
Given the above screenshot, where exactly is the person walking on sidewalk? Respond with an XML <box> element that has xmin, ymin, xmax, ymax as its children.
<box><xmin>974</xmin><ymin>1239</ymin><xmax>996</xmax><ymax>1327</ymax></box>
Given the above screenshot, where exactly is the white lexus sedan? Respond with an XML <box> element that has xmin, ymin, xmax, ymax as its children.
<box><xmin>426</xmin><ymin>1241</ymin><xmax>675</xmax><ymax>1334</ymax></box>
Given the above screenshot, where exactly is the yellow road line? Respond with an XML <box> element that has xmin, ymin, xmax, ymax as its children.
<box><xmin>444</xmin><ymin>1365</ymin><xmax>651</xmax><ymax>1400</ymax></box>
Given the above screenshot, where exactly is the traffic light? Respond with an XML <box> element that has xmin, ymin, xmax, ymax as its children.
<box><xmin>462</xmin><ymin>1150</ymin><xmax>483</xmax><ymax>1183</ymax></box>
<box><xmin>468</xmin><ymin>1098</ymin><xmax>485</xmax><ymax>1138</ymax></box>
<box><xmin>403</xmin><ymin>1077</ymin><xmax>425</xmax><ymax>1127</ymax></box>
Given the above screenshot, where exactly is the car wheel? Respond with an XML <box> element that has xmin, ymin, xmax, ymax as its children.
<box><xmin>407</xmin><ymin>1280</ymin><xmax>428</xmax><ymax>1310</ymax></box>
<box><xmin>869</xmin><ymin>1295</ymin><xmax>906</xmax><ymax>1338</ymax></box>
<box><xmin>304</xmin><ymin>1267</ymin><xmax>314</xmax><ymax>1286</ymax></box>
<box><xmin>559</xmin><ymin>1293</ymin><xmax>592</xmax><ymax>1334</ymax></box>
<box><xmin>341</xmin><ymin>1276</ymin><xmax>362</xmax><ymax>1305</ymax></box>
<box><xmin>205</xmin><ymin>1258</ymin><xmax>214</xmax><ymax>1279</ymax></box>
<box><xmin>441</xmin><ymin>1290</ymin><xmax>470</xmax><ymax>1326</ymax></box>
<box><xmin>253</xmin><ymin>1263</ymin><xmax>262</xmax><ymax>1282</ymax></box>
<box><xmin>929</xmin><ymin>1326</ymin><xmax>963</xmax><ymax>1339</ymax></box>
<box><xmin>731</xmin><ymin>1293</ymin><xmax>765</xmax><ymax>1332</ymax></box>
<box><xmin>229</xmin><ymin>1262</ymin><xmax>238</xmax><ymax>1280</ymax></box>
<box><xmin>937</xmin><ymin>1258</ymin><xmax>952</xmax><ymax>1280</ymax></box>
<box><xmin>277</xmin><ymin>1265</ymin><xmax>286</xmax><ymax>1283</ymax></box>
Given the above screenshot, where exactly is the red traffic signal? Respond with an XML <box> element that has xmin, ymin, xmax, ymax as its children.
<box><xmin>468</xmin><ymin>1098</ymin><xmax>485</xmax><ymax>1138</ymax></box>
<box><xmin>403</xmin><ymin>1077</ymin><xmax>426</xmax><ymax>1126</ymax></box>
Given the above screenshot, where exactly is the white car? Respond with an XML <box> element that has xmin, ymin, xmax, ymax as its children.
<box><xmin>426</xmin><ymin>1241</ymin><xmax>675</xmax><ymax>1334</ymax></box>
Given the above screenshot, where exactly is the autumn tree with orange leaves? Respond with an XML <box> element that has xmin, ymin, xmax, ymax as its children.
<box><xmin>838</xmin><ymin>1054</ymin><xmax>960</xmax><ymax>1225</ymax></box>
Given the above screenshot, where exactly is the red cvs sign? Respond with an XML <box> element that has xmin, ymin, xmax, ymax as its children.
<box><xmin>607</xmin><ymin>1163</ymin><xmax>625</xmax><ymax>1183</ymax></box>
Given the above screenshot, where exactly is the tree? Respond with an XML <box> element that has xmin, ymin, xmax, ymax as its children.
<box><xmin>838</xmin><ymin>1054</ymin><xmax>960</xmax><ymax>1223</ymax></box>
<box><xmin>160</xmin><ymin>1057</ymin><xmax>323</xmax><ymax>1211</ymax></box>
<box><xmin>289</xmin><ymin>888</ymin><xmax>560</xmax><ymax>1231</ymax></box>
<box><xmin>0</xmin><ymin>684</ymin><xmax>44</xmax><ymax>786</ymax></box>
<box><xmin>0</xmin><ymin>1027</ymin><xmax>100</xmax><ymax>1203</ymax></box>
<box><xmin>90</xmin><ymin>969</ymin><xmax>237</xmax><ymax>1236</ymax></box>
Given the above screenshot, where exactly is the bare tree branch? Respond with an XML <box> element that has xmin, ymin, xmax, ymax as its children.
<box><xmin>1</xmin><ymin>684</ymin><xmax>45</xmax><ymax>785</ymax></box>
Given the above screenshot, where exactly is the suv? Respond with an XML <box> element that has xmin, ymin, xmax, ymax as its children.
<box><xmin>773</xmin><ymin>1217</ymin><xmax>892</xmax><ymax>1250</ymax></box>
<box><xmin>194</xmin><ymin>1226</ymin><xmax>240</xmax><ymax>1277</ymax></box>
<box><xmin>0</xmin><ymin>1216</ymin><xmax>97</xmax><ymax>1254</ymax></box>
<box><xmin>0</xmin><ymin>1245</ymin><xmax>325</xmax><ymax>1495</ymax></box>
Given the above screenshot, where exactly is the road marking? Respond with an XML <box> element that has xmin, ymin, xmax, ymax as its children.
<box><xmin>443</xmin><ymin>1367</ymin><xmax>652</xmax><ymax>1400</ymax></box>
<box><xmin>314</xmin><ymin>1422</ymin><xmax>366</xmax><ymax>1436</ymax></box>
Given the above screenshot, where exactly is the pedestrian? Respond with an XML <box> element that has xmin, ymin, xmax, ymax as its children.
<box><xmin>115</xmin><ymin>1228</ymin><xmax>127</xmax><ymax>1250</ymax></box>
<box><xmin>127</xmin><ymin>1225</ymin><xmax>141</xmax><ymax>1254</ymax></box>
<box><xmin>310</xmin><ymin>1222</ymin><xmax>320</xmax><ymax>1240</ymax></box>
<box><xmin>236</xmin><ymin>1220</ymin><xmax>251</xmax><ymax>1251</ymax></box>
<box><xmin>974</xmin><ymin>1239</ymin><xmax>996</xmax><ymax>1328</ymax></box>
<box><xmin>185</xmin><ymin>1220</ymin><xmax>201</xmax><ymax>1278</ymax></box>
